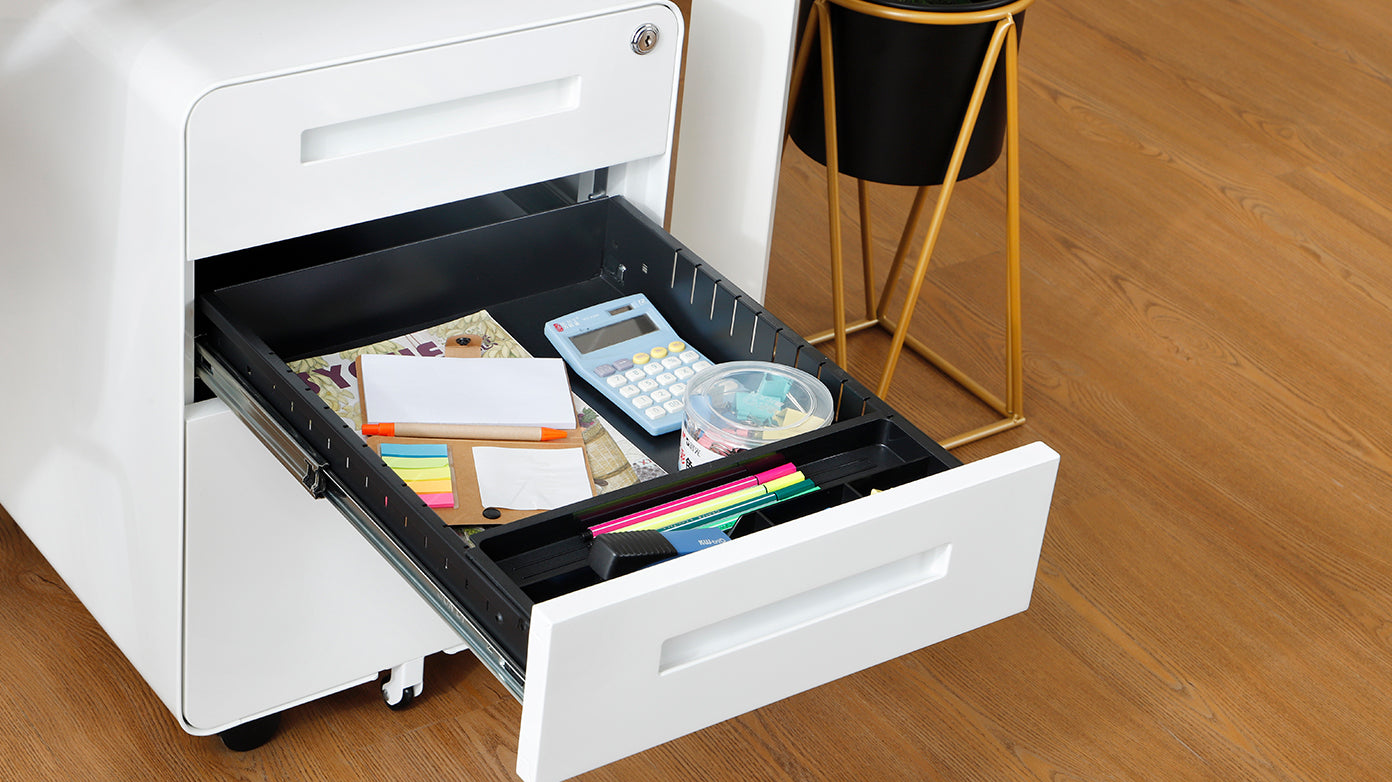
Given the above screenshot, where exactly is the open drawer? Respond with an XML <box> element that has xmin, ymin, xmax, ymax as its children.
<box><xmin>194</xmin><ymin>193</ymin><xmax>1059</xmax><ymax>781</ymax></box>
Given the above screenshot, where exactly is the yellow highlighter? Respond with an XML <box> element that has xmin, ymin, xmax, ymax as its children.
<box><xmin>619</xmin><ymin>472</ymin><xmax>806</xmax><ymax>533</ymax></box>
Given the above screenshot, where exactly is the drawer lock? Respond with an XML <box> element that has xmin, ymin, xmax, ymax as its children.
<box><xmin>631</xmin><ymin>23</ymin><xmax>659</xmax><ymax>54</ymax></box>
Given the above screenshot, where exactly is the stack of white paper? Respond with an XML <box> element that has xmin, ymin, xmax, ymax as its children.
<box><xmin>359</xmin><ymin>354</ymin><xmax>576</xmax><ymax>430</ymax></box>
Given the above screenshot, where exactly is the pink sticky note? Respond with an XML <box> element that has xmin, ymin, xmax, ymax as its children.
<box><xmin>417</xmin><ymin>492</ymin><xmax>456</xmax><ymax>509</ymax></box>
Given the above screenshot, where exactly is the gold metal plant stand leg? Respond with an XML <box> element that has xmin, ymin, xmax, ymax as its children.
<box><xmin>786</xmin><ymin>0</ymin><xmax>1031</xmax><ymax>449</ymax></box>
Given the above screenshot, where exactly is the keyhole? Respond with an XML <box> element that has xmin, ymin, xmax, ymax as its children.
<box><xmin>632</xmin><ymin>23</ymin><xmax>659</xmax><ymax>54</ymax></box>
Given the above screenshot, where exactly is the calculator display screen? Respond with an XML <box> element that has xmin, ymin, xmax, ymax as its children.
<box><xmin>570</xmin><ymin>314</ymin><xmax>658</xmax><ymax>354</ymax></box>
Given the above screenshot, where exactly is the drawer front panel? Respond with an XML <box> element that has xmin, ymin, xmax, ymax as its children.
<box><xmin>516</xmin><ymin>442</ymin><xmax>1060</xmax><ymax>782</ymax></box>
<box><xmin>186</xmin><ymin>4</ymin><xmax>679</xmax><ymax>259</ymax></box>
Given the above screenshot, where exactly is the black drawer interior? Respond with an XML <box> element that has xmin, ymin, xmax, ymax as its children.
<box><xmin>195</xmin><ymin>193</ymin><xmax>959</xmax><ymax>676</ymax></box>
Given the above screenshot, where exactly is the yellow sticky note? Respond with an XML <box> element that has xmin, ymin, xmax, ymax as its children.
<box><xmin>390</xmin><ymin>465</ymin><xmax>452</xmax><ymax>482</ymax></box>
<box><xmin>406</xmin><ymin>478</ymin><xmax>454</xmax><ymax>494</ymax></box>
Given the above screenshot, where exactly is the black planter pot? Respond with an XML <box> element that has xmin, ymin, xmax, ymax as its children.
<box><xmin>788</xmin><ymin>0</ymin><xmax>1026</xmax><ymax>187</ymax></box>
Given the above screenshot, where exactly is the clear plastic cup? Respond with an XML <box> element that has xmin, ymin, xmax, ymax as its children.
<box><xmin>678</xmin><ymin>361</ymin><xmax>835</xmax><ymax>469</ymax></box>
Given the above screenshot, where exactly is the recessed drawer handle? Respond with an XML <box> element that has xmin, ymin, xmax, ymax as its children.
<box><xmin>300</xmin><ymin>75</ymin><xmax>582</xmax><ymax>163</ymax></box>
<box><xmin>658</xmin><ymin>543</ymin><xmax>953</xmax><ymax>675</ymax></box>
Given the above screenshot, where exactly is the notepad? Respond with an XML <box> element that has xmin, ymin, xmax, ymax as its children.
<box><xmin>359</xmin><ymin>354</ymin><xmax>575</xmax><ymax>430</ymax></box>
<box><xmin>472</xmin><ymin>446</ymin><xmax>593</xmax><ymax>511</ymax></box>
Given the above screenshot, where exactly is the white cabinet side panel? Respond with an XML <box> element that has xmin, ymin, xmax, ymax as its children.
<box><xmin>183</xmin><ymin>401</ymin><xmax>462</xmax><ymax>732</ymax></box>
<box><xmin>669</xmin><ymin>0</ymin><xmax>800</xmax><ymax>301</ymax></box>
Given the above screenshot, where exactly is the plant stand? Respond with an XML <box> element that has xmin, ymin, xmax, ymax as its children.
<box><xmin>786</xmin><ymin>0</ymin><xmax>1033</xmax><ymax>449</ymax></box>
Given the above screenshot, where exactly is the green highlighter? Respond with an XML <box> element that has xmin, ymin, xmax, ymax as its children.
<box><xmin>659</xmin><ymin>479</ymin><xmax>820</xmax><ymax>533</ymax></box>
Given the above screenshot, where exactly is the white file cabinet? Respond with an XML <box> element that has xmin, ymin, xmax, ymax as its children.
<box><xmin>0</xmin><ymin>1</ymin><xmax>1059</xmax><ymax>780</ymax></box>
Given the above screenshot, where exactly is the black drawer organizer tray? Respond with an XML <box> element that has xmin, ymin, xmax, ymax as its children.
<box><xmin>197</xmin><ymin>194</ymin><xmax>960</xmax><ymax>679</ymax></box>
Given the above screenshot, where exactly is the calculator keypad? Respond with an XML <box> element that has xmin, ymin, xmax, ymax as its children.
<box><xmin>615</xmin><ymin>348</ymin><xmax>704</xmax><ymax>420</ymax></box>
<box><xmin>573</xmin><ymin>332</ymin><xmax>711</xmax><ymax>434</ymax></box>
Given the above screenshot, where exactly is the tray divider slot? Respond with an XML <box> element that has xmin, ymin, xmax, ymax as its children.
<box><xmin>749</xmin><ymin>319</ymin><xmax>781</xmax><ymax>363</ymax></box>
<box><xmin>730</xmin><ymin>297</ymin><xmax>762</xmax><ymax>350</ymax></box>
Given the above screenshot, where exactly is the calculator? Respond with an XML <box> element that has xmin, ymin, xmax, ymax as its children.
<box><xmin>544</xmin><ymin>293</ymin><xmax>714</xmax><ymax>436</ymax></box>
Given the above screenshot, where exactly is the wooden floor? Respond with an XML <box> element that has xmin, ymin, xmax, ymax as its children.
<box><xmin>4</xmin><ymin>0</ymin><xmax>1392</xmax><ymax>778</ymax></box>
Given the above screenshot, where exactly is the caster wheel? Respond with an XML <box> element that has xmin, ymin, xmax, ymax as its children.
<box><xmin>385</xmin><ymin>685</ymin><xmax>416</xmax><ymax>711</ymax></box>
<box><xmin>219</xmin><ymin>712</ymin><xmax>281</xmax><ymax>752</ymax></box>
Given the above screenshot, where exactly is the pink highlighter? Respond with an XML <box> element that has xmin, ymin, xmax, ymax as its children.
<box><xmin>588</xmin><ymin>463</ymin><xmax>798</xmax><ymax>536</ymax></box>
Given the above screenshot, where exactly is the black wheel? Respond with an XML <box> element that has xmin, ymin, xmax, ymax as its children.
<box><xmin>218</xmin><ymin>712</ymin><xmax>281</xmax><ymax>752</ymax></box>
<box><xmin>386</xmin><ymin>685</ymin><xmax>416</xmax><ymax>711</ymax></box>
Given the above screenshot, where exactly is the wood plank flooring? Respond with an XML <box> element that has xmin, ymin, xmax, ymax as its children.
<box><xmin>3</xmin><ymin>0</ymin><xmax>1391</xmax><ymax>778</ymax></box>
